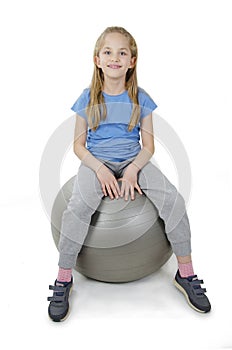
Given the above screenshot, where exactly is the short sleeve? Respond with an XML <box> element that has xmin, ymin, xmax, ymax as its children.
<box><xmin>138</xmin><ymin>88</ymin><xmax>158</xmax><ymax>119</ymax></box>
<box><xmin>71</xmin><ymin>88</ymin><xmax>90</xmax><ymax>119</ymax></box>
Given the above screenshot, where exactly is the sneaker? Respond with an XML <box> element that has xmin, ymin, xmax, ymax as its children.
<box><xmin>174</xmin><ymin>270</ymin><xmax>211</xmax><ymax>313</ymax></box>
<box><xmin>47</xmin><ymin>277</ymin><xmax>73</xmax><ymax>322</ymax></box>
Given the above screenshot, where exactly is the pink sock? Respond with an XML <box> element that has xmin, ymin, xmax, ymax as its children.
<box><xmin>57</xmin><ymin>268</ymin><xmax>72</xmax><ymax>283</ymax></box>
<box><xmin>178</xmin><ymin>261</ymin><xmax>194</xmax><ymax>278</ymax></box>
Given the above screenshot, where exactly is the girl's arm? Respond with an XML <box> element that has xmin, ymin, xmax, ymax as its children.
<box><xmin>119</xmin><ymin>113</ymin><xmax>154</xmax><ymax>200</ymax></box>
<box><xmin>74</xmin><ymin>114</ymin><xmax>120</xmax><ymax>199</ymax></box>
<box><xmin>132</xmin><ymin>112</ymin><xmax>155</xmax><ymax>169</ymax></box>
<box><xmin>73</xmin><ymin>114</ymin><xmax>102</xmax><ymax>171</ymax></box>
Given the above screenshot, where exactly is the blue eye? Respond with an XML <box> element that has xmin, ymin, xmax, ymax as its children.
<box><xmin>120</xmin><ymin>51</ymin><xmax>127</xmax><ymax>56</ymax></box>
<box><xmin>104</xmin><ymin>50</ymin><xmax>111</xmax><ymax>55</ymax></box>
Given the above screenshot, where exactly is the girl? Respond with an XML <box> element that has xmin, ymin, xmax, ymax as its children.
<box><xmin>47</xmin><ymin>26</ymin><xmax>211</xmax><ymax>321</ymax></box>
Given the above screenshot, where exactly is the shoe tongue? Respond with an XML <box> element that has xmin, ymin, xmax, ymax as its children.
<box><xmin>55</xmin><ymin>281</ymin><xmax>66</xmax><ymax>298</ymax></box>
<box><xmin>187</xmin><ymin>274</ymin><xmax>198</xmax><ymax>282</ymax></box>
<box><xmin>56</xmin><ymin>282</ymin><xmax>65</xmax><ymax>287</ymax></box>
<box><xmin>56</xmin><ymin>280</ymin><xmax>70</xmax><ymax>287</ymax></box>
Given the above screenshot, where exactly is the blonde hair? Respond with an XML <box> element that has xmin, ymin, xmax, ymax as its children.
<box><xmin>86</xmin><ymin>26</ymin><xmax>140</xmax><ymax>131</ymax></box>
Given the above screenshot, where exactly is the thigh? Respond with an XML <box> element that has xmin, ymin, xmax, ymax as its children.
<box><xmin>68</xmin><ymin>163</ymin><xmax>103</xmax><ymax>210</ymax></box>
<box><xmin>138</xmin><ymin>161</ymin><xmax>181</xmax><ymax>213</ymax></box>
<box><xmin>138</xmin><ymin>162</ymin><xmax>187</xmax><ymax>234</ymax></box>
<box><xmin>138</xmin><ymin>161</ymin><xmax>174</xmax><ymax>194</ymax></box>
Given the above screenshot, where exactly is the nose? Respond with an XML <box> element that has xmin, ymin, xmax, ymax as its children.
<box><xmin>111</xmin><ymin>53</ymin><xmax>119</xmax><ymax>62</ymax></box>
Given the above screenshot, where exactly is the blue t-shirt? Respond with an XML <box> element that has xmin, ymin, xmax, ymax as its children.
<box><xmin>71</xmin><ymin>87</ymin><xmax>157</xmax><ymax>162</ymax></box>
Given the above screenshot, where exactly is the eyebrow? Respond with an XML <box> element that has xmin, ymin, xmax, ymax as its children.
<box><xmin>103</xmin><ymin>46</ymin><xmax>129</xmax><ymax>51</ymax></box>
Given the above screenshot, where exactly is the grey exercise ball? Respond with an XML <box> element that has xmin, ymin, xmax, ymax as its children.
<box><xmin>51</xmin><ymin>176</ymin><xmax>172</xmax><ymax>283</ymax></box>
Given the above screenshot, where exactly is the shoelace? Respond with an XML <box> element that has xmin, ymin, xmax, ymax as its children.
<box><xmin>187</xmin><ymin>275</ymin><xmax>207</xmax><ymax>296</ymax></box>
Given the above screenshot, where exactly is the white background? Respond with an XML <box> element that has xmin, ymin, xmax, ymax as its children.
<box><xmin>1</xmin><ymin>0</ymin><xmax>232</xmax><ymax>349</ymax></box>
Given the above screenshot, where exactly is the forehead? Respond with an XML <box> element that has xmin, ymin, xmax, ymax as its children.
<box><xmin>102</xmin><ymin>32</ymin><xmax>130</xmax><ymax>49</ymax></box>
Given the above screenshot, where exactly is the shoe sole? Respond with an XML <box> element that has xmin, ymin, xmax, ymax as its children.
<box><xmin>173</xmin><ymin>279</ymin><xmax>206</xmax><ymax>313</ymax></box>
<box><xmin>49</xmin><ymin>285</ymin><xmax>73</xmax><ymax>322</ymax></box>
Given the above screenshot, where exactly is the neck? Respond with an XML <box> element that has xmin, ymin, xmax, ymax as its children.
<box><xmin>103</xmin><ymin>77</ymin><xmax>126</xmax><ymax>95</ymax></box>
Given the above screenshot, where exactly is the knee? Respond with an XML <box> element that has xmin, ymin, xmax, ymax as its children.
<box><xmin>67</xmin><ymin>171</ymin><xmax>102</xmax><ymax>212</ymax></box>
<box><xmin>65</xmin><ymin>196</ymin><xmax>97</xmax><ymax>223</ymax></box>
<box><xmin>163</xmin><ymin>185</ymin><xmax>186</xmax><ymax>215</ymax></box>
<box><xmin>171</xmin><ymin>188</ymin><xmax>186</xmax><ymax>209</ymax></box>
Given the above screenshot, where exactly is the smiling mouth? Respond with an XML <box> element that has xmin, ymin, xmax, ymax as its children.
<box><xmin>107</xmin><ymin>64</ymin><xmax>122</xmax><ymax>69</ymax></box>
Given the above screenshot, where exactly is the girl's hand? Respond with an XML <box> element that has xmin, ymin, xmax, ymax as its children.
<box><xmin>118</xmin><ymin>163</ymin><xmax>143</xmax><ymax>201</ymax></box>
<box><xmin>96</xmin><ymin>165</ymin><xmax>121</xmax><ymax>199</ymax></box>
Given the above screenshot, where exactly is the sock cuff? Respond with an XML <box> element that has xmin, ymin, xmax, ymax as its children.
<box><xmin>178</xmin><ymin>261</ymin><xmax>194</xmax><ymax>278</ymax></box>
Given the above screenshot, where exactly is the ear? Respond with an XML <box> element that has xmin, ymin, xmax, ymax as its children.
<box><xmin>129</xmin><ymin>56</ymin><xmax>136</xmax><ymax>69</ymax></box>
<box><xmin>94</xmin><ymin>55</ymin><xmax>101</xmax><ymax>68</ymax></box>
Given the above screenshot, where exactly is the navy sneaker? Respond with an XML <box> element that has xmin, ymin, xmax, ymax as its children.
<box><xmin>174</xmin><ymin>270</ymin><xmax>211</xmax><ymax>313</ymax></box>
<box><xmin>47</xmin><ymin>278</ymin><xmax>73</xmax><ymax>322</ymax></box>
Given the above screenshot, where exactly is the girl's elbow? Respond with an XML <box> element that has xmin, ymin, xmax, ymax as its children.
<box><xmin>152</xmin><ymin>144</ymin><xmax>155</xmax><ymax>155</ymax></box>
<box><xmin>73</xmin><ymin>144</ymin><xmax>78</xmax><ymax>156</ymax></box>
<box><xmin>74</xmin><ymin>142</ymin><xmax>87</xmax><ymax>160</ymax></box>
<box><xmin>73</xmin><ymin>143</ymin><xmax>82</xmax><ymax>158</ymax></box>
<box><xmin>146</xmin><ymin>144</ymin><xmax>155</xmax><ymax>156</ymax></box>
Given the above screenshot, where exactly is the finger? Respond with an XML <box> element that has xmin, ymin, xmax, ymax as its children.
<box><xmin>119</xmin><ymin>179</ymin><xmax>125</xmax><ymax>197</ymax></box>
<box><xmin>106</xmin><ymin>184</ymin><xmax>114</xmax><ymax>199</ymax></box>
<box><xmin>110</xmin><ymin>182</ymin><xmax>119</xmax><ymax>199</ymax></box>
<box><xmin>135</xmin><ymin>183</ymin><xmax>143</xmax><ymax>195</ymax></box>
<box><xmin>124</xmin><ymin>183</ymin><xmax>130</xmax><ymax>201</ymax></box>
<box><xmin>130</xmin><ymin>185</ymin><xmax>135</xmax><ymax>200</ymax></box>
<box><xmin>114</xmin><ymin>180</ymin><xmax>121</xmax><ymax>195</ymax></box>
<box><xmin>101</xmin><ymin>184</ymin><xmax>107</xmax><ymax>197</ymax></box>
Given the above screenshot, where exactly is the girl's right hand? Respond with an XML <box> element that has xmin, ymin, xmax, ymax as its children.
<box><xmin>96</xmin><ymin>165</ymin><xmax>121</xmax><ymax>199</ymax></box>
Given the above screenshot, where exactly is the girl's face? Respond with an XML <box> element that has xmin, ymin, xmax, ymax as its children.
<box><xmin>95</xmin><ymin>32</ymin><xmax>136</xmax><ymax>81</ymax></box>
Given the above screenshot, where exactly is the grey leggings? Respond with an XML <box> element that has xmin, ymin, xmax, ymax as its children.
<box><xmin>58</xmin><ymin>158</ymin><xmax>191</xmax><ymax>268</ymax></box>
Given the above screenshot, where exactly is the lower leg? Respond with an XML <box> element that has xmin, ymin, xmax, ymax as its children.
<box><xmin>57</xmin><ymin>267</ymin><xmax>72</xmax><ymax>283</ymax></box>
<box><xmin>56</xmin><ymin>238</ymin><xmax>81</xmax><ymax>283</ymax></box>
<box><xmin>177</xmin><ymin>254</ymin><xmax>194</xmax><ymax>277</ymax></box>
<box><xmin>177</xmin><ymin>255</ymin><xmax>192</xmax><ymax>264</ymax></box>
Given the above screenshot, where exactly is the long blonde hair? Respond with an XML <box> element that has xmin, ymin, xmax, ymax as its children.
<box><xmin>86</xmin><ymin>26</ymin><xmax>140</xmax><ymax>131</ymax></box>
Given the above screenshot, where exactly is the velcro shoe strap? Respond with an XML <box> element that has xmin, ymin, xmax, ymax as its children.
<box><xmin>195</xmin><ymin>287</ymin><xmax>207</xmax><ymax>295</ymax></box>
<box><xmin>47</xmin><ymin>295</ymin><xmax>65</xmax><ymax>302</ymax></box>
<box><xmin>49</xmin><ymin>285</ymin><xmax>65</xmax><ymax>292</ymax></box>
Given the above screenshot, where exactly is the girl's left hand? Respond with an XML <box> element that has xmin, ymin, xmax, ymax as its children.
<box><xmin>118</xmin><ymin>163</ymin><xmax>143</xmax><ymax>201</ymax></box>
